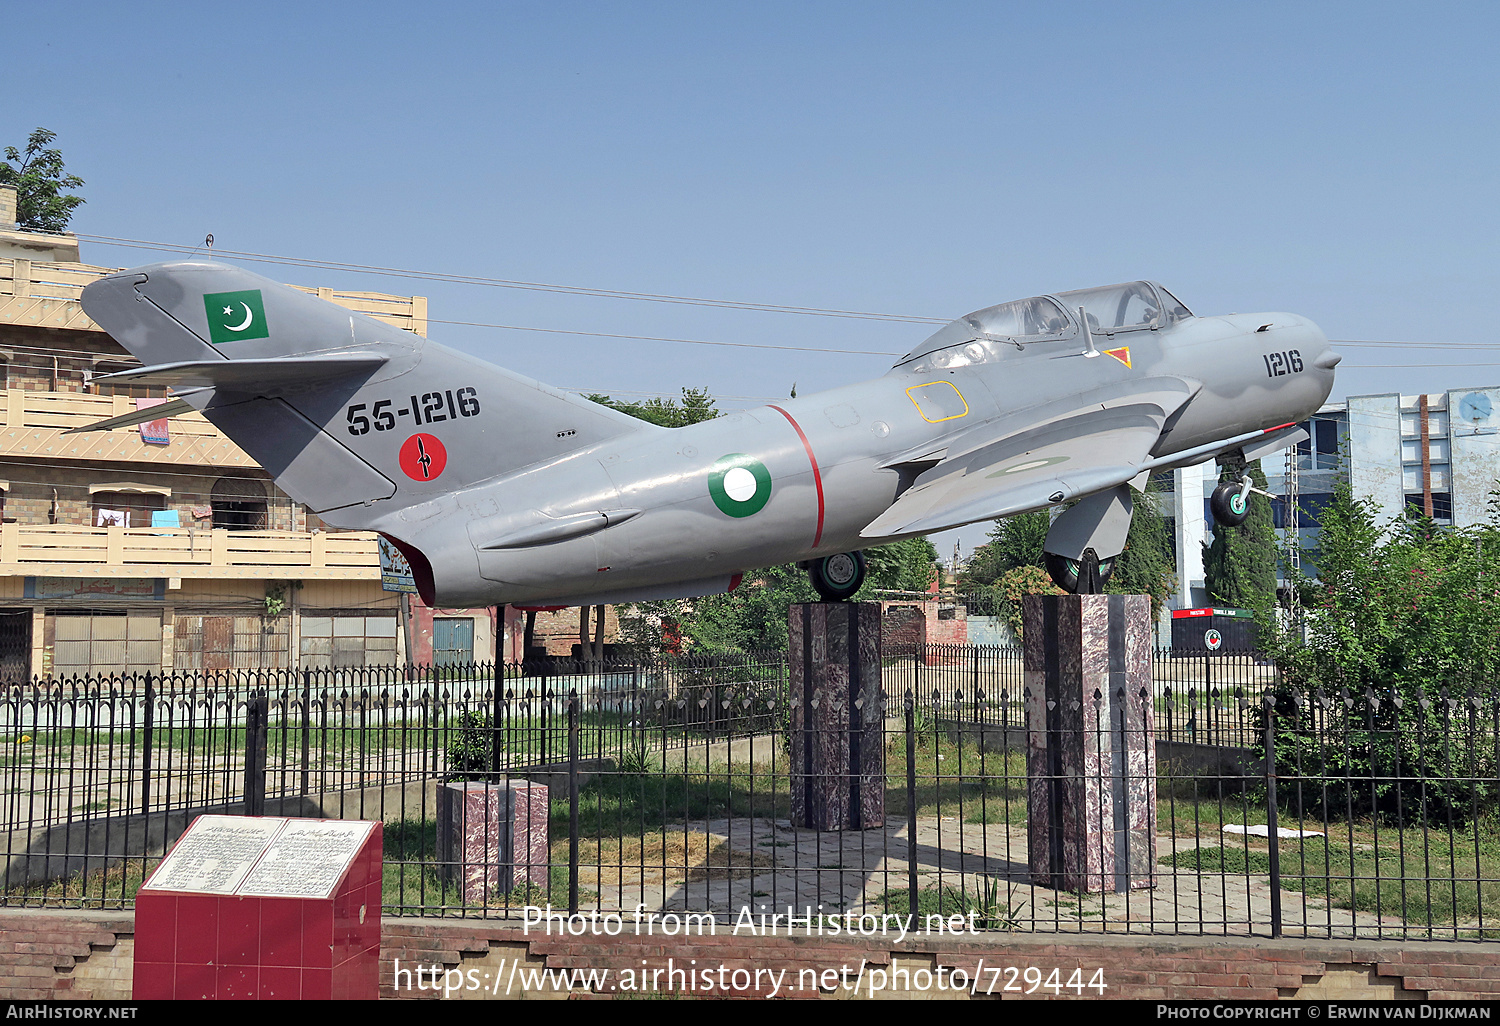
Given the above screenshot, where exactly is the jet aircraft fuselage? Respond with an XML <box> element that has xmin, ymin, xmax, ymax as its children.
<box><xmin>78</xmin><ymin>268</ymin><xmax>1336</xmax><ymax>608</ymax></box>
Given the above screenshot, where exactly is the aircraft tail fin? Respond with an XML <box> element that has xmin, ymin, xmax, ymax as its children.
<box><xmin>80</xmin><ymin>261</ymin><xmax>657</xmax><ymax>521</ymax></box>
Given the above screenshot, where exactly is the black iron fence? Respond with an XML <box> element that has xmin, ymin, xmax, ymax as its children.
<box><xmin>4</xmin><ymin>648</ymin><xmax>1497</xmax><ymax>941</ymax></box>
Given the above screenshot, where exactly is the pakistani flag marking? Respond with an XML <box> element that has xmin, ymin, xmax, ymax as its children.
<box><xmin>709</xmin><ymin>453</ymin><xmax>772</xmax><ymax>517</ymax></box>
<box><xmin>203</xmin><ymin>289</ymin><xmax>270</xmax><ymax>344</ymax></box>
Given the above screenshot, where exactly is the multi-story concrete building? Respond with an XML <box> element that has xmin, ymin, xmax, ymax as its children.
<box><xmin>1162</xmin><ymin>386</ymin><xmax>1500</xmax><ymax>605</ymax></box>
<box><xmin>0</xmin><ymin>186</ymin><xmax>497</xmax><ymax>678</ymax></box>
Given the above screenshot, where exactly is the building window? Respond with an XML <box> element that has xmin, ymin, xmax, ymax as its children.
<box><xmin>174</xmin><ymin>614</ymin><xmax>290</xmax><ymax>672</ymax></box>
<box><xmin>1295</xmin><ymin>417</ymin><xmax>1341</xmax><ymax>470</ymax></box>
<box><xmin>91</xmin><ymin>490</ymin><xmax>167</xmax><ymax>528</ymax></box>
<box><xmin>300</xmin><ymin>613</ymin><xmax>398</xmax><ymax>669</ymax></box>
<box><xmin>1405</xmin><ymin>493</ymin><xmax>1452</xmax><ymax>522</ymax></box>
<box><xmin>211</xmin><ymin>476</ymin><xmax>269</xmax><ymax>531</ymax></box>
<box><xmin>1275</xmin><ymin>492</ymin><xmax>1335</xmax><ymax>529</ymax></box>
<box><xmin>50</xmin><ymin>611</ymin><xmax>161</xmax><ymax>677</ymax></box>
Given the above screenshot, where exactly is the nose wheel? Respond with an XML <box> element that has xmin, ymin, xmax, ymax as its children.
<box><xmin>1210</xmin><ymin>474</ymin><xmax>1272</xmax><ymax>528</ymax></box>
<box><xmin>808</xmin><ymin>550</ymin><xmax>867</xmax><ymax>602</ymax></box>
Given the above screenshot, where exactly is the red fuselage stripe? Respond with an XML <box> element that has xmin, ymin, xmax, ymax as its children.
<box><xmin>768</xmin><ymin>404</ymin><xmax>825</xmax><ymax>548</ymax></box>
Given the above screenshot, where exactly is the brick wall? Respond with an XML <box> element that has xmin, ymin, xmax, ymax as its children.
<box><xmin>0</xmin><ymin>910</ymin><xmax>134</xmax><ymax>1000</ymax></box>
<box><xmin>2</xmin><ymin>463</ymin><xmax>299</xmax><ymax>529</ymax></box>
<box><xmin>522</xmin><ymin>605</ymin><xmax>622</xmax><ymax>657</ymax></box>
<box><xmin>881</xmin><ymin>600</ymin><xmax>968</xmax><ymax>661</ymax></box>
<box><xmin>5</xmin><ymin>910</ymin><xmax>1499</xmax><ymax>1000</ymax></box>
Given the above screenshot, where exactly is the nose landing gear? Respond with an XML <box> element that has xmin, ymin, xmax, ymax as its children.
<box><xmin>1209</xmin><ymin>474</ymin><xmax>1273</xmax><ymax>527</ymax></box>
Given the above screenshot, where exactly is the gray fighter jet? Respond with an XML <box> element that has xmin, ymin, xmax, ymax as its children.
<box><xmin>77</xmin><ymin>264</ymin><xmax>1337</xmax><ymax>606</ymax></box>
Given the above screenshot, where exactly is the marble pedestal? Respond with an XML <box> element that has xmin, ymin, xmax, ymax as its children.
<box><xmin>1023</xmin><ymin>594</ymin><xmax>1156</xmax><ymax>893</ymax></box>
<box><xmin>788</xmin><ymin>602</ymin><xmax>884</xmax><ymax>831</ymax></box>
<box><xmin>437</xmin><ymin>780</ymin><xmax>550</xmax><ymax>902</ymax></box>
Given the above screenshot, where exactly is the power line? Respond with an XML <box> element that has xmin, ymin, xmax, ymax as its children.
<box><xmin>430</xmin><ymin>318</ymin><xmax>901</xmax><ymax>356</ymax></box>
<box><xmin>74</xmin><ymin>233</ymin><xmax>949</xmax><ymax>325</ymax></box>
<box><xmin>1333</xmin><ymin>339</ymin><xmax>1500</xmax><ymax>350</ymax></box>
<box><xmin>562</xmin><ymin>387</ymin><xmax>786</xmax><ymax>403</ymax></box>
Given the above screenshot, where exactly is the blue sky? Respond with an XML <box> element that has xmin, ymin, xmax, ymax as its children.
<box><xmin>7</xmin><ymin>2</ymin><xmax>1499</xmax><ymax>557</ymax></box>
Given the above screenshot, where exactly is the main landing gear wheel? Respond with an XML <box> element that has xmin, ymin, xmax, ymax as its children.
<box><xmin>809</xmin><ymin>550</ymin><xmax>867</xmax><ymax>602</ymax></box>
<box><xmin>1210</xmin><ymin>480</ymin><xmax>1252</xmax><ymax>527</ymax></box>
<box><xmin>1044</xmin><ymin>549</ymin><xmax>1115</xmax><ymax>594</ymax></box>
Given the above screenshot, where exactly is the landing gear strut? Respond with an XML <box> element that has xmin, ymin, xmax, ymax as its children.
<box><xmin>1042</xmin><ymin>484</ymin><xmax>1131</xmax><ymax>595</ymax></box>
<box><xmin>807</xmin><ymin>550</ymin><xmax>866</xmax><ymax>602</ymax></box>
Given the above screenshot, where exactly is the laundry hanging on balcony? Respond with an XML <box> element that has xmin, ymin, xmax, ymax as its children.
<box><xmin>135</xmin><ymin>397</ymin><xmax>170</xmax><ymax>446</ymax></box>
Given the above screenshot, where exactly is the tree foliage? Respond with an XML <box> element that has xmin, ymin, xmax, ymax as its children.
<box><xmin>994</xmin><ymin>564</ymin><xmax>1063</xmax><ymax>641</ymax></box>
<box><xmin>587</xmin><ymin>387</ymin><xmax>720</xmax><ymax>428</ymax></box>
<box><xmin>862</xmin><ymin>535</ymin><xmax>939</xmax><ymax>595</ymax></box>
<box><xmin>958</xmin><ymin>489</ymin><xmax>1174</xmax><ymax>623</ymax></box>
<box><xmin>957</xmin><ymin>510</ymin><xmax>1049</xmax><ymax>590</ymax></box>
<box><xmin>1107</xmin><ymin>484</ymin><xmax>1176</xmax><ymax>622</ymax></box>
<box><xmin>1258</xmin><ymin>485</ymin><xmax>1500</xmax><ymax>821</ymax></box>
<box><xmin>616</xmin><ymin>538</ymin><xmax>939</xmax><ymax>654</ymax></box>
<box><xmin>0</xmin><ymin>128</ymin><xmax>84</xmax><ymax>232</ymax></box>
<box><xmin>1202</xmin><ymin>456</ymin><xmax>1278</xmax><ymax>608</ymax></box>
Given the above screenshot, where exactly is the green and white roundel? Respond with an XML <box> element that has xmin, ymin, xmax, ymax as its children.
<box><xmin>708</xmin><ymin>453</ymin><xmax>772</xmax><ymax>517</ymax></box>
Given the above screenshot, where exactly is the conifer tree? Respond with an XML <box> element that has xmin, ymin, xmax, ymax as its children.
<box><xmin>1202</xmin><ymin>456</ymin><xmax>1278</xmax><ymax>607</ymax></box>
<box><xmin>1106</xmin><ymin>484</ymin><xmax>1175</xmax><ymax>621</ymax></box>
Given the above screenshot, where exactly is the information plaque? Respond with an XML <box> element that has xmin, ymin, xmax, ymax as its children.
<box><xmin>133</xmin><ymin>815</ymin><xmax>382</xmax><ymax>1001</ymax></box>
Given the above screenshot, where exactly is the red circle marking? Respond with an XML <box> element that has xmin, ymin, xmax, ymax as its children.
<box><xmin>399</xmin><ymin>433</ymin><xmax>447</xmax><ymax>481</ymax></box>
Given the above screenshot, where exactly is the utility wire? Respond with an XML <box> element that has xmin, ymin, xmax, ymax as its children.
<box><xmin>73</xmin><ymin>233</ymin><xmax>948</xmax><ymax>325</ymax></box>
<box><xmin>429</xmin><ymin>318</ymin><xmax>901</xmax><ymax>356</ymax></box>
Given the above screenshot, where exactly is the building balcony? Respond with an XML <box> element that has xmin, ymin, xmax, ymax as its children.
<box><xmin>0</xmin><ymin>256</ymin><xmax>427</xmax><ymax>335</ymax></box>
<box><xmin>0</xmin><ymin>388</ymin><xmax>260</xmax><ymax>468</ymax></box>
<box><xmin>0</xmin><ymin>524</ymin><xmax>380</xmax><ymax>580</ymax></box>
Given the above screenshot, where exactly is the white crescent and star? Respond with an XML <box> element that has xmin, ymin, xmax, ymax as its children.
<box><xmin>225</xmin><ymin>303</ymin><xmax>255</xmax><ymax>332</ymax></box>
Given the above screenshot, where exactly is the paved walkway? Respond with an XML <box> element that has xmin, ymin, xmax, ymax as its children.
<box><xmin>576</xmin><ymin>814</ymin><xmax>1414</xmax><ymax>939</ymax></box>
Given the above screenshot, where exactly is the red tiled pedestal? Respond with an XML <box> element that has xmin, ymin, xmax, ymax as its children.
<box><xmin>133</xmin><ymin>816</ymin><xmax>382</xmax><ymax>1000</ymax></box>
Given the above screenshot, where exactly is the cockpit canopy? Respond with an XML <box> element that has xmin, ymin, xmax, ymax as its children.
<box><xmin>894</xmin><ymin>281</ymin><xmax>1193</xmax><ymax>374</ymax></box>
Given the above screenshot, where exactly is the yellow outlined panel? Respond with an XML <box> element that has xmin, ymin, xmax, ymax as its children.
<box><xmin>906</xmin><ymin>380</ymin><xmax>969</xmax><ymax>423</ymax></box>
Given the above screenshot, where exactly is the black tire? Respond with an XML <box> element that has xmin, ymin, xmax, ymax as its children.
<box><xmin>809</xmin><ymin>551</ymin><xmax>866</xmax><ymax>602</ymax></box>
<box><xmin>1210</xmin><ymin>480</ymin><xmax>1251</xmax><ymax>527</ymax></box>
<box><xmin>1044</xmin><ymin>550</ymin><xmax>1116</xmax><ymax>594</ymax></box>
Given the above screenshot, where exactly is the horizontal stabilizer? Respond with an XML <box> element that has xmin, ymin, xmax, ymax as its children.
<box><xmin>93</xmin><ymin>355</ymin><xmax>387</xmax><ymax>392</ymax></box>
<box><xmin>63</xmin><ymin>397</ymin><xmax>198</xmax><ymax>434</ymax></box>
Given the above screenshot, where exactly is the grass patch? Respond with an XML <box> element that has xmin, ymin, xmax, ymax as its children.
<box><xmin>1161</xmin><ymin>827</ymin><xmax>1500</xmax><ymax>925</ymax></box>
<box><xmin>885</xmin><ymin>732</ymin><xmax>1028</xmax><ymax>825</ymax></box>
<box><xmin>878</xmin><ymin>876</ymin><xmax>1024</xmax><ymax>930</ymax></box>
<box><xmin>3</xmin><ymin>856</ymin><xmax>160</xmax><ymax>908</ymax></box>
<box><xmin>575</xmin><ymin>830</ymin><xmax>777</xmax><ymax>884</ymax></box>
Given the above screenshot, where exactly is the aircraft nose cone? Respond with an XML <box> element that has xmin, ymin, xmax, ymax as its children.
<box><xmin>1314</xmin><ymin>349</ymin><xmax>1342</xmax><ymax>369</ymax></box>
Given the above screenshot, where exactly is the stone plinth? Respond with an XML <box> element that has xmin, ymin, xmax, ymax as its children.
<box><xmin>1023</xmin><ymin>594</ymin><xmax>1156</xmax><ymax>893</ymax></box>
<box><xmin>788</xmin><ymin>602</ymin><xmax>884</xmax><ymax>831</ymax></box>
<box><xmin>437</xmin><ymin>780</ymin><xmax>549</xmax><ymax>902</ymax></box>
